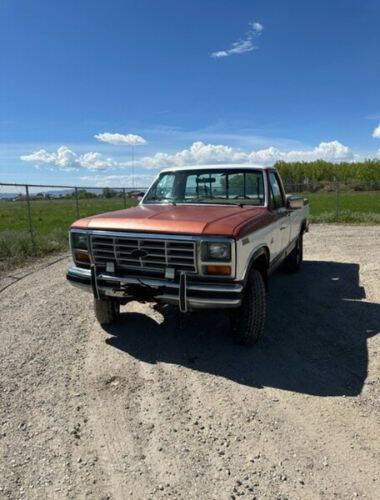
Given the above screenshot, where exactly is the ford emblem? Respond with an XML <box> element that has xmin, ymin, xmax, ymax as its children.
<box><xmin>130</xmin><ymin>249</ymin><xmax>148</xmax><ymax>259</ymax></box>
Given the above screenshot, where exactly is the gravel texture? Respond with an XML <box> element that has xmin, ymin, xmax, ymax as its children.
<box><xmin>0</xmin><ymin>224</ymin><xmax>379</xmax><ymax>499</ymax></box>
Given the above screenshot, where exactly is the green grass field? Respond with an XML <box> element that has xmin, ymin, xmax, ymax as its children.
<box><xmin>0</xmin><ymin>191</ymin><xmax>379</xmax><ymax>272</ymax></box>
<box><xmin>0</xmin><ymin>197</ymin><xmax>137</xmax><ymax>272</ymax></box>
<box><xmin>0</xmin><ymin>197</ymin><xmax>137</xmax><ymax>234</ymax></box>
<box><xmin>303</xmin><ymin>191</ymin><xmax>380</xmax><ymax>219</ymax></box>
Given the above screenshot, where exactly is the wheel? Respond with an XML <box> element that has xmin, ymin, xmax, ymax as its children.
<box><xmin>284</xmin><ymin>232</ymin><xmax>303</xmax><ymax>273</ymax></box>
<box><xmin>94</xmin><ymin>298</ymin><xmax>120</xmax><ymax>325</ymax></box>
<box><xmin>230</xmin><ymin>269</ymin><xmax>266</xmax><ymax>346</ymax></box>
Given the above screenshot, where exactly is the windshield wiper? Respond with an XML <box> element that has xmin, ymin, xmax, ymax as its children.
<box><xmin>145</xmin><ymin>197</ymin><xmax>177</xmax><ymax>205</ymax></box>
<box><xmin>160</xmin><ymin>199</ymin><xmax>177</xmax><ymax>206</ymax></box>
<box><xmin>180</xmin><ymin>199</ymin><xmax>251</xmax><ymax>207</ymax></box>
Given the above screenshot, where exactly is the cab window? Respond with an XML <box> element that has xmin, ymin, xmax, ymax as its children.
<box><xmin>268</xmin><ymin>172</ymin><xmax>285</xmax><ymax>209</ymax></box>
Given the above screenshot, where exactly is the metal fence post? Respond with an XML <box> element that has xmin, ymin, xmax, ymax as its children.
<box><xmin>123</xmin><ymin>188</ymin><xmax>127</xmax><ymax>209</ymax></box>
<box><xmin>74</xmin><ymin>187</ymin><xmax>80</xmax><ymax>218</ymax></box>
<box><xmin>336</xmin><ymin>179</ymin><xmax>340</xmax><ymax>218</ymax></box>
<box><xmin>25</xmin><ymin>184</ymin><xmax>36</xmax><ymax>252</ymax></box>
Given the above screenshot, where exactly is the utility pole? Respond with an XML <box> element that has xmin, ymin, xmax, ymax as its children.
<box><xmin>132</xmin><ymin>145</ymin><xmax>135</xmax><ymax>188</ymax></box>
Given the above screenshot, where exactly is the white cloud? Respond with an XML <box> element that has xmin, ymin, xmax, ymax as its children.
<box><xmin>94</xmin><ymin>132</ymin><xmax>147</xmax><ymax>146</ymax></box>
<box><xmin>20</xmin><ymin>146</ymin><xmax>117</xmax><ymax>171</ymax></box>
<box><xmin>134</xmin><ymin>140</ymin><xmax>353</xmax><ymax>169</ymax></box>
<box><xmin>251</xmin><ymin>22</ymin><xmax>263</xmax><ymax>32</ymax></box>
<box><xmin>80</xmin><ymin>174</ymin><xmax>155</xmax><ymax>188</ymax></box>
<box><xmin>211</xmin><ymin>20</ymin><xmax>264</xmax><ymax>58</ymax></box>
<box><xmin>211</xmin><ymin>51</ymin><xmax>229</xmax><ymax>58</ymax></box>
<box><xmin>19</xmin><ymin>139</ymin><xmax>357</xmax><ymax>174</ymax></box>
<box><xmin>20</xmin><ymin>146</ymin><xmax>79</xmax><ymax>171</ymax></box>
<box><xmin>78</xmin><ymin>152</ymin><xmax>116</xmax><ymax>170</ymax></box>
<box><xmin>372</xmin><ymin>124</ymin><xmax>380</xmax><ymax>139</ymax></box>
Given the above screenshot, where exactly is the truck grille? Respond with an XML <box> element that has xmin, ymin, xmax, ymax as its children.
<box><xmin>90</xmin><ymin>235</ymin><xmax>197</xmax><ymax>273</ymax></box>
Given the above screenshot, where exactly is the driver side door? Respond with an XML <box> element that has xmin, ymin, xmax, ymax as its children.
<box><xmin>268</xmin><ymin>171</ymin><xmax>291</xmax><ymax>255</ymax></box>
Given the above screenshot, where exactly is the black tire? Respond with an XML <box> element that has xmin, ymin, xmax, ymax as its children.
<box><xmin>231</xmin><ymin>269</ymin><xmax>266</xmax><ymax>346</ymax></box>
<box><xmin>284</xmin><ymin>233</ymin><xmax>303</xmax><ymax>273</ymax></box>
<box><xmin>94</xmin><ymin>298</ymin><xmax>120</xmax><ymax>325</ymax></box>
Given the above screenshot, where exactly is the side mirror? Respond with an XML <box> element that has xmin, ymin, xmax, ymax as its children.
<box><xmin>286</xmin><ymin>195</ymin><xmax>305</xmax><ymax>209</ymax></box>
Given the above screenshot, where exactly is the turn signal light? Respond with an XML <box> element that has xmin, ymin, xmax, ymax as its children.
<box><xmin>74</xmin><ymin>250</ymin><xmax>90</xmax><ymax>264</ymax></box>
<box><xmin>205</xmin><ymin>265</ymin><xmax>231</xmax><ymax>276</ymax></box>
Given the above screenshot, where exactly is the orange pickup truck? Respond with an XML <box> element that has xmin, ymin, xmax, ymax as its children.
<box><xmin>67</xmin><ymin>165</ymin><xmax>309</xmax><ymax>344</ymax></box>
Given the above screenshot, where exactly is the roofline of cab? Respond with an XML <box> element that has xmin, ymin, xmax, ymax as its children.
<box><xmin>159</xmin><ymin>164</ymin><xmax>273</xmax><ymax>173</ymax></box>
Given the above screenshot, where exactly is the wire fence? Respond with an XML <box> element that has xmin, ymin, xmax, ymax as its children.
<box><xmin>0</xmin><ymin>180</ymin><xmax>379</xmax><ymax>262</ymax></box>
<box><xmin>0</xmin><ymin>182</ymin><xmax>148</xmax><ymax>254</ymax></box>
<box><xmin>283</xmin><ymin>180</ymin><xmax>380</xmax><ymax>223</ymax></box>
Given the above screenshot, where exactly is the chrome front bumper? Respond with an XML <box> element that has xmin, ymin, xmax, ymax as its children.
<box><xmin>66</xmin><ymin>266</ymin><xmax>243</xmax><ymax>311</ymax></box>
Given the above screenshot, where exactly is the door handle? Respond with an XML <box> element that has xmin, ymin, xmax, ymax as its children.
<box><xmin>280</xmin><ymin>226</ymin><xmax>287</xmax><ymax>230</ymax></box>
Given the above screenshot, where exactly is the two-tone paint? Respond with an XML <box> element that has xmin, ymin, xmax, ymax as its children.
<box><xmin>67</xmin><ymin>165</ymin><xmax>309</xmax><ymax>310</ymax></box>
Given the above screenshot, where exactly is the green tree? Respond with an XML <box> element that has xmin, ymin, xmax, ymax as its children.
<box><xmin>103</xmin><ymin>188</ymin><xmax>118</xmax><ymax>198</ymax></box>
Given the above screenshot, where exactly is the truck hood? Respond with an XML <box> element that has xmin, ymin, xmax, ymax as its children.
<box><xmin>71</xmin><ymin>204</ymin><xmax>274</xmax><ymax>239</ymax></box>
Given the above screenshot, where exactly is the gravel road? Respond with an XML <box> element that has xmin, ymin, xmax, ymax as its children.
<box><xmin>0</xmin><ymin>225</ymin><xmax>379</xmax><ymax>500</ymax></box>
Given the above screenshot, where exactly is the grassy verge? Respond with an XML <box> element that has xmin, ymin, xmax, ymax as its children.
<box><xmin>0</xmin><ymin>197</ymin><xmax>137</xmax><ymax>274</ymax></box>
<box><xmin>309</xmin><ymin>210</ymin><xmax>380</xmax><ymax>224</ymax></box>
<box><xmin>0</xmin><ymin>229</ymin><xmax>68</xmax><ymax>275</ymax></box>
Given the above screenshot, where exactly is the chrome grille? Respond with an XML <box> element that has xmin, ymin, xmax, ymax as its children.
<box><xmin>91</xmin><ymin>235</ymin><xmax>197</xmax><ymax>273</ymax></box>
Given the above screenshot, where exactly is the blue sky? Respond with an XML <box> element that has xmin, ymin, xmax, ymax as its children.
<box><xmin>1</xmin><ymin>0</ymin><xmax>379</xmax><ymax>188</ymax></box>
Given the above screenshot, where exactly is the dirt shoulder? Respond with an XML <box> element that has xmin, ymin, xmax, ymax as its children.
<box><xmin>0</xmin><ymin>225</ymin><xmax>379</xmax><ymax>499</ymax></box>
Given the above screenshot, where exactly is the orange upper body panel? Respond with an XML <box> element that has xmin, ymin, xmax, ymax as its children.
<box><xmin>71</xmin><ymin>204</ymin><xmax>276</xmax><ymax>240</ymax></box>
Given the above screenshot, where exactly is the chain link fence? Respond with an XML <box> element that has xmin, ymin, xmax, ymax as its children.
<box><xmin>0</xmin><ymin>183</ymin><xmax>147</xmax><ymax>271</ymax></box>
<box><xmin>282</xmin><ymin>180</ymin><xmax>380</xmax><ymax>223</ymax></box>
<box><xmin>1</xmin><ymin>180</ymin><xmax>379</xmax><ymax>271</ymax></box>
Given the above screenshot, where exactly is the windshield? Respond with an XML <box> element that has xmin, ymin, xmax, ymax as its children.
<box><xmin>143</xmin><ymin>169</ymin><xmax>265</xmax><ymax>206</ymax></box>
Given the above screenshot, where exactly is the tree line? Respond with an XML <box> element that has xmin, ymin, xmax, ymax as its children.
<box><xmin>274</xmin><ymin>159</ymin><xmax>380</xmax><ymax>183</ymax></box>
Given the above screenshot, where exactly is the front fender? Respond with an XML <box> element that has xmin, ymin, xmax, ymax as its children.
<box><xmin>241</xmin><ymin>245</ymin><xmax>270</xmax><ymax>288</ymax></box>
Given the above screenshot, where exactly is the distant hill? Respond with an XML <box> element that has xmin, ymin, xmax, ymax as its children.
<box><xmin>0</xmin><ymin>187</ymin><xmax>147</xmax><ymax>200</ymax></box>
<box><xmin>0</xmin><ymin>189</ymin><xmax>74</xmax><ymax>199</ymax></box>
<box><xmin>0</xmin><ymin>193</ymin><xmax>18</xmax><ymax>199</ymax></box>
<box><xmin>42</xmin><ymin>189</ymin><xmax>74</xmax><ymax>197</ymax></box>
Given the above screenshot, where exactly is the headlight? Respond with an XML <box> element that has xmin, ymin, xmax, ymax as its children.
<box><xmin>202</xmin><ymin>242</ymin><xmax>231</xmax><ymax>261</ymax></box>
<box><xmin>71</xmin><ymin>232</ymin><xmax>88</xmax><ymax>250</ymax></box>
